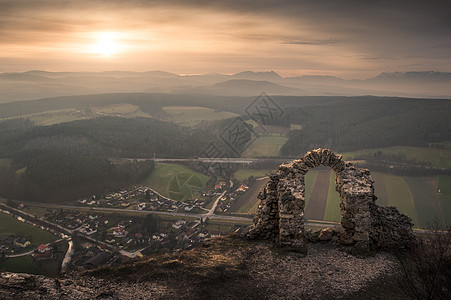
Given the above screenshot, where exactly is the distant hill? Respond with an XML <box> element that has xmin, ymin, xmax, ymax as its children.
<box><xmin>369</xmin><ymin>71</ymin><xmax>451</xmax><ymax>82</ymax></box>
<box><xmin>180</xmin><ymin>79</ymin><xmax>302</xmax><ymax>96</ymax></box>
<box><xmin>1</xmin><ymin>69</ymin><xmax>451</xmax><ymax>103</ymax></box>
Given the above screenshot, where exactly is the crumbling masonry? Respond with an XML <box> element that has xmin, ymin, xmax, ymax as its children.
<box><xmin>247</xmin><ymin>148</ymin><xmax>414</xmax><ymax>252</ymax></box>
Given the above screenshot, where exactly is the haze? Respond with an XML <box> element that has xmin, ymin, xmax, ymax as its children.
<box><xmin>1</xmin><ymin>0</ymin><xmax>450</xmax><ymax>79</ymax></box>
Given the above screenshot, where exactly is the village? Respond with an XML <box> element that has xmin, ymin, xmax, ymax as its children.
<box><xmin>0</xmin><ymin>180</ymin><xmax>251</xmax><ymax>272</ymax></box>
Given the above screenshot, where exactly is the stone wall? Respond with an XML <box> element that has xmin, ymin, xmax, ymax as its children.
<box><xmin>247</xmin><ymin>148</ymin><xmax>413</xmax><ymax>252</ymax></box>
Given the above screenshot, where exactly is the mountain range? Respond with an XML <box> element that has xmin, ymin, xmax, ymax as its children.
<box><xmin>0</xmin><ymin>70</ymin><xmax>450</xmax><ymax>103</ymax></box>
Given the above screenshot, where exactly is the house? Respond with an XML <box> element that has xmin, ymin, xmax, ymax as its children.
<box><xmin>14</xmin><ymin>237</ymin><xmax>30</xmax><ymax>248</ymax></box>
<box><xmin>33</xmin><ymin>244</ymin><xmax>53</xmax><ymax>260</ymax></box>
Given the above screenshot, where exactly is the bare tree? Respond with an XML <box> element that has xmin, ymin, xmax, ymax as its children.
<box><xmin>396</xmin><ymin>223</ymin><xmax>451</xmax><ymax>300</ymax></box>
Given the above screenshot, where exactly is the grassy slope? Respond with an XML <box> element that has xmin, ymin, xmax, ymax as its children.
<box><xmin>341</xmin><ymin>146</ymin><xmax>451</xmax><ymax>168</ymax></box>
<box><xmin>384</xmin><ymin>175</ymin><xmax>419</xmax><ymax>227</ymax></box>
<box><xmin>141</xmin><ymin>162</ymin><xmax>209</xmax><ymax>201</ymax></box>
<box><xmin>404</xmin><ymin>176</ymin><xmax>444</xmax><ymax>228</ymax></box>
<box><xmin>241</xmin><ymin>136</ymin><xmax>288</xmax><ymax>158</ymax></box>
<box><xmin>438</xmin><ymin>175</ymin><xmax>451</xmax><ymax>226</ymax></box>
<box><xmin>323</xmin><ymin>171</ymin><xmax>341</xmax><ymax>222</ymax></box>
<box><xmin>0</xmin><ymin>213</ymin><xmax>58</xmax><ymax>244</ymax></box>
<box><xmin>233</xmin><ymin>168</ymin><xmax>269</xmax><ymax>182</ymax></box>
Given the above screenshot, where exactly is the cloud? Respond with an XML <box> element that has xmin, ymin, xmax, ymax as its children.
<box><xmin>0</xmin><ymin>0</ymin><xmax>450</xmax><ymax>77</ymax></box>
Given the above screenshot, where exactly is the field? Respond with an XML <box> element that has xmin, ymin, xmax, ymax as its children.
<box><xmin>231</xmin><ymin>178</ymin><xmax>269</xmax><ymax>214</ymax></box>
<box><xmin>0</xmin><ymin>104</ymin><xmax>152</xmax><ymax>126</ymax></box>
<box><xmin>323</xmin><ymin>171</ymin><xmax>341</xmax><ymax>222</ymax></box>
<box><xmin>233</xmin><ymin>168</ymin><xmax>269</xmax><ymax>182</ymax></box>
<box><xmin>0</xmin><ymin>158</ymin><xmax>12</xmax><ymax>169</ymax></box>
<box><xmin>300</xmin><ymin>168</ymin><xmax>448</xmax><ymax>228</ymax></box>
<box><xmin>438</xmin><ymin>175</ymin><xmax>451</xmax><ymax>226</ymax></box>
<box><xmin>163</xmin><ymin>106</ymin><xmax>238</xmax><ymax>126</ymax></box>
<box><xmin>141</xmin><ymin>162</ymin><xmax>209</xmax><ymax>201</ymax></box>
<box><xmin>305</xmin><ymin>170</ymin><xmax>329</xmax><ymax>221</ymax></box>
<box><xmin>0</xmin><ymin>240</ymin><xmax>68</xmax><ymax>278</ymax></box>
<box><xmin>0</xmin><ymin>213</ymin><xmax>58</xmax><ymax>245</ymax></box>
<box><xmin>241</xmin><ymin>136</ymin><xmax>288</xmax><ymax>157</ymax></box>
<box><xmin>384</xmin><ymin>175</ymin><xmax>419</xmax><ymax>225</ymax></box>
<box><xmin>341</xmin><ymin>146</ymin><xmax>451</xmax><ymax>168</ymax></box>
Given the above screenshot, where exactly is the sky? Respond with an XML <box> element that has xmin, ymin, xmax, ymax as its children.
<box><xmin>1</xmin><ymin>0</ymin><xmax>450</xmax><ymax>79</ymax></box>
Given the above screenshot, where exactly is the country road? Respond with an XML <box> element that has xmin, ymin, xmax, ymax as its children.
<box><xmin>4</xmin><ymin>200</ymin><xmax>253</xmax><ymax>223</ymax></box>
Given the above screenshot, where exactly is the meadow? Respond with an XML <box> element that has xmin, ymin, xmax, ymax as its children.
<box><xmin>241</xmin><ymin>136</ymin><xmax>288</xmax><ymax>157</ymax></box>
<box><xmin>341</xmin><ymin>146</ymin><xmax>451</xmax><ymax>168</ymax></box>
<box><xmin>163</xmin><ymin>106</ymin><xmax>238</xmax><ymax>126</ymax></box>
<box><xmin>230</xmin><ymin>167</ymin><xmax>448</xmax><ymax>228</ymax></box>
<box><xmin>0</xmin><ymin>212</ymin><xmax>58</xmax><ymax>245</ymax></box>
<box><xmin>141</xmin><ymin>162</ymin><xmax>209</xmax><ymax>201</ymax></box>
<box><xmin>233</xmin><ymin>168</ymin><xmax>269</xmax><ymax>182</ymax></box>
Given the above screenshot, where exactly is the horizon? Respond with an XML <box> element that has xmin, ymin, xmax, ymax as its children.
<box><xmin>1</xmin><ymin>1</ymin><xmax>450</xmax><ymax>80</ymax></box>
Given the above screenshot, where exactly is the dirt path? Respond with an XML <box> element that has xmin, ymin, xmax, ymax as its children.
<box><xmin>305</xmin><ymin>170</ymin><xmax>329</xmax><ymax>221</ymax></box>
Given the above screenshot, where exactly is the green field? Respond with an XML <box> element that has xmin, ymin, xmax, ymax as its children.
<box><xmin>0</xmin><ymin>104</ymin><xmax>153</xmax><ymax>126</ymax></box>
<box><xmin>404</xmin><ymin>177</ymin><xmax>443</xmax><ymax>228</ymax></box>
<box><xmin>0</xmin><ymin>240</ymin><xmax>67</xmax><ymax>278</ymax></box>
<box><xmin>0</xmin><ymin>212</ymin><xmax>58</xmax><ymax>245</ymax></box>
<box><xmin>438</xmin><ymin>175</ymin><xmax>451</xmax><ymax>226</ymax></box>
<box><xmin>323</xmin><ymin>171</ymin><xmax>341</xmax><ymax>222</ymax></box>
<box><xmin>91</xmin><ymin>103</ymin><xmax>152</xmax><ymax>118</ymax></box>
<box><xmin>300</xmin><ymin>168</ymin><xmax>448</xmax><ymax>228</ymax></box>
<box><xmin>341</xmin><ymin>146</ymin><xmax>451</xmax><ymax>168</ymax></box>
<box><xmin>0</xmin><ymin>158</ymin><xmax>12</xmax><ymax>169</ymax></box>
<box><xmin>304</xmin><ymin>170</ymin><xmax>319</xmax><ymax>209</ymax></box>
<box><xmin>233</xmin><ymin>178</ymin><xmax>269</xmax><ymax>214</ymax></box>
<box><xmin>141</xmin><ymin>162</ymin><xmax>209</xmax><ymax>201</ymax></box>
<box><xmin>384</xmin><ymin>175</ymin><xmax>419</xmax><ymax>226</ymax></box>
<box><xmin>163</xmin><ymin>106</ymin><xmax>238</xmax><ymax>126</ymax></box>
<box><xmin>241</xmin><ymin>136</ymin><xmax>288</xmax><ymax>158</ymax></box>
<box><xmin>233</xmin><ymin>168</ymin><xmax>269</xmax><ymax>182</ymax></box>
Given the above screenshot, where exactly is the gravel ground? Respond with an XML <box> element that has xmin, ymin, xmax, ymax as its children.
<box><xmin>0</xmin><ymin>236</ymin><xmax>407</xmax><ymax>299</ymax></box>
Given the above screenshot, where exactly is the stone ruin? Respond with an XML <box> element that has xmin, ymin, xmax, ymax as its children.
<box><xmin>247</xmin><ymin>148</ymin><xmax>414</xmax><ymax>252</ymax></box>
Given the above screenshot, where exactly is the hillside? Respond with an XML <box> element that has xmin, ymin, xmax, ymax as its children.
<box><xmin>0</xmin><ymin>235</ymin><xmax>407</xmax><ymax>299</ymax></box>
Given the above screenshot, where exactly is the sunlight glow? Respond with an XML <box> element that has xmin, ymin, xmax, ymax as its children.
<box><xmin>88</xmin><ymin>32</ymin><xmax>123</xmax><ymax>57</ymax></box>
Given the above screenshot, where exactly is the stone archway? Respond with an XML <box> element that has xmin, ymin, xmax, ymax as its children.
<box><xmin>247</xmin><ymin>148</ymin><xmax>413</xmax><ymax>252</ymax></box>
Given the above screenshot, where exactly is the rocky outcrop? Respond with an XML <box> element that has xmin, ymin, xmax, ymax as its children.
<box><xmin>247</xmin><ymin>148</ymin><xmax>414</xmax><ymax>252</ymax></box>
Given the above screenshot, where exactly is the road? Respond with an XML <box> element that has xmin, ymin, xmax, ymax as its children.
<box><xmin>110</xmin><ymin>157</ymin><xmax>291</xmax><ymax>164</ymax></box>
<box><xmin>207</xmin><ymin>191</ymin><xmax>226</xmax><ymax>216</ymax></box>
<box><xmin>11</xmin><ymin>201</ymin><xmax>253</xmax><ymax>223</ymax></box>
<box><xmin>5</xmin><ymin>238</ymin><xmax>65</xmax><ymax>258</ymax></box>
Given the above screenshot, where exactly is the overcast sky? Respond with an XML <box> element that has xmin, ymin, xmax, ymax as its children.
<box><xmin>1</xmin><ymin>0</ymin><xmax>450</xmax><ymax>78</ymax></box>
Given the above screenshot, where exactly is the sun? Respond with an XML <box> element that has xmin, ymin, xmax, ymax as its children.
<box><xmin>88</xmin><ymin>32</ymin><xmax>122</xmax><ymax>57</ymax></box>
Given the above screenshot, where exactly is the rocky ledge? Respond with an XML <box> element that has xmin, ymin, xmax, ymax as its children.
<box><xmin>0</xmin><ymin>235</ymin><xmax>407</xmax><ymax>299</ymax></box>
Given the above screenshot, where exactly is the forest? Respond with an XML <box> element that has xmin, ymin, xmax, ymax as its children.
<box><xmin>0</xmin><ymin>93</ymin><xmax>449</xmax><ymax>203</ymax></box>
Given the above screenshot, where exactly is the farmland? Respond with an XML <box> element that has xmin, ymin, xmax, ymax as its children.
<box><xmin>300</xmin><ymin>168</ymin><xmax>446</xmax><ymax>228</ymax></box>
<box><xmin>0</xmin><ymin>239</ymin><xmax>67</xmax><ymax>278</ymax></box>
<box><xmin>341</xmin><ymin>146</ymin><xmax>451</xmax><ymax>168</ymax></box>
<box><xmin>0</xmin><ymin>104</ymin><xmax>153</xmax><ymax>126</ymax></box>
<box><xmin>0</xmin><ymin>212</ymin><xmax>58</xmax><ymax>245</ymax></box>
<box><xmin>305</xmin><ymin>170</ymin><xmax>329</xmax><ymax>221</ymax></box>
<box><xmin>0</xmin><ymin>158</ymin><xmax>12</xmax><ymax>169</ymax></box>
<box><xmin>141</xmin><ymin>162</ymin><xmax>209</xmax><ymax>201</ymax></box>
<box><xmin>233</xmin><ymin>168</ymin><xmax>269</xmax><ymax>182</ymax></box>
<box><xmin>241</xmin><ymin>136</ymin><xmax>288</xmax><ymax>158</ymax></box>
<box><xmin>438</xmin><ymin>175</ymin><xmax>451</xmax><ymax>225</ymax></box>
<box><xmin>230</xmin><ymin>178</ymin><xmax>269</xmax><ymax>214</ymax></box>
<box><xmin>323</xmin><ymin>171</ymin><xmax>341</xmax><ymax>222</ymax></box>
<box><xmin>162</xmin><ymin>106</ymin><xmax>238</xmax><ymax>126</ymax></box>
